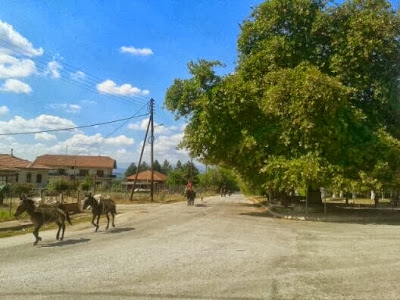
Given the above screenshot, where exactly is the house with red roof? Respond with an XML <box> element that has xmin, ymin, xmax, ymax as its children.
<box><xmin>32</xmin><ymin>154</ymin><xmax>117</xmax><ymax>188</ymax></box>
<box><xmin>0</xmin><ymin>153</ymin><xmax>51</xmax><ymax>188</ymax></box>
<box><xmin>124</xmin><ymin>170</ymin><xmax>167</xmax><ymax>191</ymax></box>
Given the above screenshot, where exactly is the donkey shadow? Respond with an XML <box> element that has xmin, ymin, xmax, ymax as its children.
<box><xmin>103</xmin><ymin>227</ymin><xmax>135</xmax><ymax>234</ymax></box>
<box><xmin>40</xmin><ymin>238</ymin><xmax>91</xmax><ymax>248</ymax></box>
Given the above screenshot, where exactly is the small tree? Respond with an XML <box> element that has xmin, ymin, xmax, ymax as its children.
<box><xmin>161</xmin><ymin>159</ymin><xmax>173</xmax><ymax>175</ymax></box>
<box><xmin>124</xmin><ymin>163</ymin><xmax>137</xmax><ymax>178</ymax></box>
<box><xmin>47</xmin><ymin>180</ymin><xmax>76</xmax><ymax>191</ymax></box>
<box><xmin>9</xmin><ymin>183</ymin><xmax>34</xmax><ymax>197</ymax></box>
<box><xmin>154</xmin><ymin>160</ymin><xmax>162</xmax><ymax>173</ymax></box>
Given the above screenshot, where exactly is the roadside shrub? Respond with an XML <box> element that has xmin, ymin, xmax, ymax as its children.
<box><xmin>9</xmin><ymin>183</ymin><xmax>34</xmax><ymax>196</ymax></box>
<box><xmin>47</xmin><ymin>180</ymin><xmax>77</xmax><ymax>191</ymax></box>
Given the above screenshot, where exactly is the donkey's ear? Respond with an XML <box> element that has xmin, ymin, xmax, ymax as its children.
<box><xmin>20</xmin><ymin>194</ymin><xmax>26</xmax><ymax>200</ymax></box>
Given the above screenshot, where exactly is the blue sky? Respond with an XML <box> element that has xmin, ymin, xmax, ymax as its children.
<box><xmin>0</xmin><ymin>0</ymin><xmax>262</xmax><ymax>169</ymax></box>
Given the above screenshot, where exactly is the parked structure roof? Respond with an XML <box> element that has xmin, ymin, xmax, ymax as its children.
<box><xmin>126</xmin><ymin>170</ymin><xmax>167</xmax><ymax>182</ymax></box>
<box><xmin>32</xmin><ymin>154</ymin><xmax>117</xmax><ymax>169</ymax></box>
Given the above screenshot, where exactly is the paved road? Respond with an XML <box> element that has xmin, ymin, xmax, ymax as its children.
<box><xmin>1</xmin><ymin>193</ymin><xmax>400</xmax><ymax>299</ymax></box>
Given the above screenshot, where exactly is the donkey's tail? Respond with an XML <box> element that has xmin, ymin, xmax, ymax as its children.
<box><xmin>65</xmin><ymin>211</ymin><xmax>72</xmax><ymax>225</ymax></box>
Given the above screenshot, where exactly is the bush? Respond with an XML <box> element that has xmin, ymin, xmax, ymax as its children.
<box><xmin>9</xmin><ymin>183</ymin><xmax>34</xmax><ymax>196</ymax></box>
<box><xmin>47</xmin><ymin>180</ymin><xmax>77</xmax><ymax>191</ymax></box>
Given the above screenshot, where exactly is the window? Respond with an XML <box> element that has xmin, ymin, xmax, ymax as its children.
<box><xmin>26</xmin><ymin>173</ymin><xmax>31</xmax><ymax>183</ymax></box>
<box><xmin>58</xmin><ymin>169</ymin><xmax>65</xmax><ymax>175</ymax></box>
<box><xmin>79</xmin><ymin>169</ymin><xmax>89</xmax><ymax>176</ymax></box>
<box><xmin>97</xmin><ymin>170</ymin><xmax>104</xmax><ymax>177</ymax></box>
<box><xmin>36</xmin><ymin>174</ymin><xmax>42</xmax><ymax>183</ymax></box>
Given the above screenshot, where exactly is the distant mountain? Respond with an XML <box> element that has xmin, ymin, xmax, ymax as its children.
<box><xmin>114</xmin><ymin>168</ymin><xmax>126</xmax><ymax>179</ymax></box>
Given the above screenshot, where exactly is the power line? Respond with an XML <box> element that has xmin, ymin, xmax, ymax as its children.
<box><xmin>71</xmin><ymin>99</ymin><xmax>152</xmax><ymax>156</ymax></box>
<box><xmin>0</xmin><ymin>112</ymin><xmax>149</xmax><ymax>136</ymax></box>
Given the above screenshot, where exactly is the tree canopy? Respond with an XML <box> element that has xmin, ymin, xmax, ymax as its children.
<box><xmin>164</xmin><ymin>0</ymin><xmax>400</xmax><ymax>203</ymax></box>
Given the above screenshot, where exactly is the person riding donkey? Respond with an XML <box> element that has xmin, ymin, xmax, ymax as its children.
<box><xmin>184</xmin><ymin>181</ymin><xmax>196</xmax><ymax>205</ymax></box>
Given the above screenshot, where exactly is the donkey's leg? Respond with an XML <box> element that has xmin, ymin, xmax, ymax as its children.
<box><xmin>91</xmin><ymin>214</ymin><xmax>97</xmax><ymax>229</ymax></box>
<box><xmin>33</xmin><ymin>225</ymin><xmax>42</xmax><ymax>245</ymax></box>
<box><xmin>60</xmin><ymin>222</ymin><xmax>66</xmax><ymax>241</ymax></box>
<box><xmin>56</xmin><ymin>221</ymin><xmax>62</xmax><ymax>240</ymax></box>
<box><xmin>95</xmin><ymin>214</ymin><xmax>100</xmax><ymax>232</ymax></box>
<box><xmin>105</xmin><ymin>212</ymin><xmax>110</xmax><ymax>229</ymax></box>
<box><xmin>111</xmin><ymin>212</ymin><xmax>115</xmax><ymax>228</ymax></box>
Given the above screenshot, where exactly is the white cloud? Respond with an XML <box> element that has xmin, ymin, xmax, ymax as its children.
<box><xmin>104</xmin><ymin>135</ymin><xmax>134</xmax><ymax>145</ymax></box>
<box><xmin>34</xmin><ymin>132</ymin><xmax>57</xmax><ymax>141</ymax></box>
<box><xmin>0</xmin><ymin>114</ymin><xmax>76</xmax><ymax>134</ymax></box>
<box><xmin>127</xmin><ymin>119</ymin><xmax>148</xmax><ymax>131</ymax></box>
<box><xmin>49</xmin><ymin>103</ymin><xmax>81</xmax><ymax>114</ymax></box>
<box><xmin>120</xmin><ymin>46</ymin><xmax>153</xmax><ymax>56</ymax></box>
<box><xmin>97</xmin><ymin>79</ymin><xmax>150</xmax><ymax>96</ymax></box>
<box><xmin>0</xmin><ymin>105</ymin><xmax>9</xmax><ymax>114</ymax></box>
<box><xmin>0</xmin><ymin>53</ymin><xmax>36</xmax><ymax>78</ymax></box>
<box><xmin>0</xmin><ymin>20</ymin><xmax>43</xmax><ymax>57</ymax></box>
<box><xmin>139</xmin><ymin>132</ymin><xmax>191</xmax><ymax>164</ymax></box>
<box><xmin>154</xmin><ymin>124</ymin><xmax>180</xmax><ymax>134</ymax></box>
<box><xmin>70</xmin><ymin>70</ymin><xmax>85</xmax><ymax>80</ymax></box>
<box><xmin>0</xmin><ymin>79</ymin><xmax>31</xmax><ymax>93</ymax></box>
<box><xmin>58</xmin><ymin>133</ymin><xmax>134</xmax><ymax>148</ymax></box>
<box><xmin>2</xmin><ymin>133</ymin><xmax>133</xmax><ymax>160</ymax></box>
<box><xmin>66</xmin><ymin>104</ymin><xmax>81</xmax><ymax>113</ymax></box>
<box><xmin>46</xmin><ymin>60</ymin><xmax>62</xmax><ymax>78</ymax></box>
<box><xmin>82</xmin><ymin>99</ymin><xmax>97</xmax><ymax>105</ymax></box>
<box><xmin>128</xmin><ymin>119</ymin><xmax>180</xmax><ymax>135</ymax></box>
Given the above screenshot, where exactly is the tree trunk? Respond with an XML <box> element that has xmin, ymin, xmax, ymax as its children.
<box><xmin>268</xmin><ymin>188</ymin><xmax>274</xmax><ymax>204</ymax></box>
<box><xmin>307</xmin><ymin>187</ymin><xmax>322</xmax><ymax>205</ymax></box>
<box><xmin>374</xmin><ymin>190</ymin><xmax>379</xmax><ymax>208</ymax></box>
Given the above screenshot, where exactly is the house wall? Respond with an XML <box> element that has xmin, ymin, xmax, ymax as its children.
<box><xmin>2</xmin><ymin>170</ymin><xmax>49</xmax><ymax>188</ymax></box>
<box><xmin>49</xmin><ymin>167</ymin><xmax>113</xmax><ymax>177</ymax></box>
<box><xmin>48</xmin><ymin>167</ymin><xmax>115</xmax><ymax>188</ymax></box>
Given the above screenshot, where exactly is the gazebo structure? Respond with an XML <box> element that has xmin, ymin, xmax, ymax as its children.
<box><xmin>123</xmin><ymin>170</ymin><xmax>167</xmax><ymax>191</ymax></box>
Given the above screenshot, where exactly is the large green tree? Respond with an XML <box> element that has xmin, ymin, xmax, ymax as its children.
<box><xmin>165</xmin><ymin>0</ymin><xmax>400</xmax><ymax>204</ymax></box>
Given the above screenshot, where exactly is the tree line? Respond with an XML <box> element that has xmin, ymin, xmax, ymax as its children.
<box><xmin>124</xmin><ymin>159</ymin><xmax>238</xmax><ymax>191</ymax></box>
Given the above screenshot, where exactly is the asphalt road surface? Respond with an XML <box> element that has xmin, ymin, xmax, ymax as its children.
<box><xmin>1</xmin><ymin>193</ymin><xmax>400</xmax><ymax>299</ymax></box>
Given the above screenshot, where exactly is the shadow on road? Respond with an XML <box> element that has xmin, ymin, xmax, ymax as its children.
<box><xmin>40</xmin><ymin>238</ymin><xmax>90</xmax><ymax>248</ymax></box>
<box><xmin>240</xmin><ymin>207</ymin><xmax>400</xmax><ymax>226</ymax></box>
<box><xmin>240</xmin><ymin>211</ymin><xmax>272</xmax><ymax>218</ymax></box>
<box><xmin>239</xmin><ymin>202</ymin><xmax>263</xmax><ymax>208</ymax></box>
<box><xmin>103</xmin><ymin>227</ymin><xmax>135</xmax><ymax>234</ymax></box>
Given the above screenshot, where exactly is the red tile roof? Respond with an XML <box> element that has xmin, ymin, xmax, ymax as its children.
<box><xmin>127</xmin><ymin>170</ymin><xmax>167</xmax><ymax>182</ymax></box>
<box><xmin>0</xmin><ymin>154</ymin><xmax>50</xmax><ymax>171</ymax></box>
<box><xmin>32</xmin><ymin>154</ymin><xmax>116</xmax><ymax>169</ymax></box>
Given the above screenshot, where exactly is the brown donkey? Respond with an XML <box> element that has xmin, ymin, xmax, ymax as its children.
<box><xmin>82</xmin><ymin>193</ymin><xmax>116</xmax><ymax>232</ymax></box>
<box><xmin>14</xmin><ymin>195</ymin><xmax>72</xmax><ymax>245</ymax></box>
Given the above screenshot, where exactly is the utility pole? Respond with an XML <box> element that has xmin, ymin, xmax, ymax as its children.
<box><xmin>129</xmin><ymin>100</ymin><xmax>152</xmax><ymax>201</ymax></box>
<box><xmin>150</xmin><ymin>98</ymin><xmax>154</xmax><ymax>202</ymax></box>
